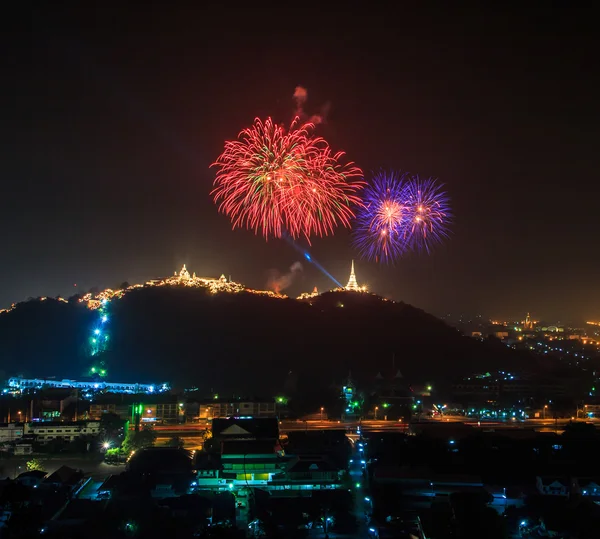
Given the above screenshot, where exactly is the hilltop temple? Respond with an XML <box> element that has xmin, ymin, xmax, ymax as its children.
<box><xmin>345</xmin><ymin>260</ymin><xmax>366</xmax><ymax>292</ymax></box>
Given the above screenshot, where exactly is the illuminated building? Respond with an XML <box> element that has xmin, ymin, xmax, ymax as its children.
<box><xmin>340</xmin><ymin>260</ymin><xmax>367</xmax><ymax>292</ymax></box>
<box><xmin>78</xmin><ymin>265</ymin><xmax>287</xmax><ymax>312</ymax></box>
<box><xmin>195</xmin><ymin>417</ymin><xmax>343</xmax><ymax>493</ymax></box>
<box><xmin>6</xmin><ymin>377</ymin><xmax>168</xmax><ymax>395</ymax></box>
<box><xmin>24</xmin><ymin>421</ymin><xmax>100</xmax><ymax>444</ymax></box>
<box><xmin>523</xmin><ymin>312</ymin><xmax>534</xmax><ymax>330</ymax></box>
<box><xmin>345</xmin><ymin>260</ymin><xmax>360</xmax><ymax>291</ymax></box>
<box><xmin>297</xmin><ymin>286</ymin><xmax>319</xmax><ymax>300</ymax></box>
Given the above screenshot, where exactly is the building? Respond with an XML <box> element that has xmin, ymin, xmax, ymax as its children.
<box><xmin>16</xmin><ymin>470</ymin><xmax>47</xmax><ymax>488</ymax></box>
<box><xmin>345</xmin><ymin>260</ymin><xmax>363</xmax><ymax>291</ymax></box>
<box><xmin>211</xmin><ymin>399</ymin><xmax>276</xmax><ymax>420</ymax></box>
<box><xmin>196</xmin><ymin>418</ymin><xmax>343</xmax><ymax>493</ymax></box>
<box><xmin>0</xmin><ymin>423</ymin><xmax>24</xmax><ymax>443</ymax></box>
<box><xmin>576</xmin><ymin>478</ymin><xmax>600</xmax><ymax>500</ymax></box>
<box><xmin>24</xmin><ymin>421</ymin><xmax>101</xmax><ymax>444</ymax></box>
<box><xmin>127</xmin><ymin>447</ymin><xmax>196</xmax><ymax>498</ymax></box>
<box><xmin>184</xmin><ymin>399</ymin><xmax>277</xmax><ymax>422</ymax></box>
<box><xmin>6</xmin><ymin>377</ymin><xmax>168</xmax><ymax>395</ymax></box>
<box><xmin>211</xmin><ymin>417</ymin><xmax>280</xmax><ymax>446</ymax></box>
<box><xmin>138</xmin><ymin>403</ymin><xmax>182</xmax><ymax>424</ymax></box>
<box><xmin>43</xmin><ymin>465</ymin><xmax>85</xmax><ymax>494</ymax></box>
<box><xmin>283</xmin><ymin>455</ymin><xmax>341</xmax><ymax>486</ymax></box>
<box><xmin>89</xmin><ymin>402</ymin><xmax>131</xmax><ymax>421</ymax></box>
<box><xmin>89</xmin><ymin>395</ymin><xmax>184</xmax><ymax>424</ymax></box>
<box><xmin>535</xmin><ymin>476</ymin><xmax>571</xmax><ymax>496</ymax></box>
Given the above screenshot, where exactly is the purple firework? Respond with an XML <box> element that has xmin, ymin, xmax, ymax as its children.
<box><xmin>352</xmin><ymin>171</ymin><xmax>412</xmax><ymax>263</ymax></box>
<box><xmin>403</xmin><ymin>176</ymin><xmax>451</xmax><ymax>254</ymax></box>
<box><xmin>352</xmin><ymin>172</ymin><xmax>451</xmax><ymax>263</ymax></box>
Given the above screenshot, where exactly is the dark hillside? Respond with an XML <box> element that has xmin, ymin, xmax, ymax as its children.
<box><xmin>0</xmin><ymin>289</ymin><xmax>537</xmax><ymax>395</ymax></box>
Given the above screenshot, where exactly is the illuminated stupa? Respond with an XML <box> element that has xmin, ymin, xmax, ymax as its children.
<box><xmin>345</xmin><ymin>260</ymin><xmax>360</xmax><ymax>291</ymax></box>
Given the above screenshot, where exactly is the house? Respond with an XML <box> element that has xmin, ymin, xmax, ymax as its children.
<box><xmin>16</xmin><ymin>470</ymin><xmax>47</xmax><ymax>488</ymax></box>
<box><xmin>574</xmin><ymin>478</ymin><xmax>600</xmax><ymax>500</ymax></box>
<box><xmin>536</xmin><ymin>476</ymin><xmax>572</xmax><ymax>496</ymax></box>
<box><xmin>211</xmin><ymin>417</ymin><xmax>279</xmax><ymax>444</ymax></box>
<box><xmin>283</xmin><ymin>456</ymin><xmax>341</xmax><ymax>486</ymax></box>
<box><xmin>127</xmin><ymin>447</ymin><xmax>196</xmax><ymax>498</ymax></box>
<box><xmin>43</xmin><ymin>465</ymin><xmax>85</xmax><ymax>494</ymax></box>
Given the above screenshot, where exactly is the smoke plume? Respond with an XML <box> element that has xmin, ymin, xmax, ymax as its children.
<box><xmin>292</xmin><ymin>86</ymin><xmax>329</xmax><ymax>126</ymax></box>
<box><xmin>267</xmin><ymin>262</ymin><xmax>303</xmax><ymax>294</ymax></box>
<box><xmin>293</xmin><ymin>86</ymin><xmax>308</xmax><ymax>116</ymax></box>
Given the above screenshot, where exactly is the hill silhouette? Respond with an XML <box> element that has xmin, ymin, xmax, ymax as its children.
<box><xmin>0</xmin><ymin>286</ymin><xmax>540</xmax><ymax>396</ymax></box>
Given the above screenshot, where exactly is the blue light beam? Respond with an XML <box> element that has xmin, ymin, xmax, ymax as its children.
<box><xmin>283</xmin><ymin>234</ymin><xmax>343</xmax><ymax>288</ymax></box>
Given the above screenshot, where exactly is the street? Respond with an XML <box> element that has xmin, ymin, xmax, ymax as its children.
<box><xmin>0</xmin><ymin>456</ymin><xmax>125</xmax><ymax>481</ymax></box>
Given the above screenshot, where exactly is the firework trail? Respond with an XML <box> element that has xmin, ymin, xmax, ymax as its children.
<box><xmin>211</xmin><ymin>117</ymin><xmax>364</xmax><ymax>242</ymax></box>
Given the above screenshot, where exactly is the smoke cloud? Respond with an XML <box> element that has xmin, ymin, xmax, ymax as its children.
<box><xmin>292</xmin><ymin>86</ymin><xmax>329</xmax><ymax>126</ymax></box>
<box><xmin>267</xmin><ymin>262</ymin><xmax>303</xmax><ymax>294</ymax></box>
<box><xmin>293</xmin><ymin>86</ymin><xmax>308</xmax><ymax>116</ymax></box>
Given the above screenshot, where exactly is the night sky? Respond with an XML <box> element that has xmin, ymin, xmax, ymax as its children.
<box><xmin>3</xmin><ymin>5</ymin><xmax>598</xmax><ymax>322</ymax></box>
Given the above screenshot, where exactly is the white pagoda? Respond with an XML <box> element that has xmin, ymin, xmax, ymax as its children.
<box><xmin>345</xmin><ymin>260</ymin><xmax>360</xmax><ymax>291</ymax></box>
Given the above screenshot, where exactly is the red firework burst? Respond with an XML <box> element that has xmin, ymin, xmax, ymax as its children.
<box><xmin>211</xmin><ymin>117</ymin><xmax>363</xmax><ymax>241</ymax></box>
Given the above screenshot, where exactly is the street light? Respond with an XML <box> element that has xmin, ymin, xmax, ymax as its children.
<box><xmin>320</xmin><ymin>407</ymin><xmax>324</xmax><ymax>421</ymax></box>
<box><xmin>374</xmin><ymin>406</ymin><xmax>379</xmax><ymax>420</ymax></box>
<box><xmin>543</xmin><ymin>404</ymin><xmax>548</xmax><ymax>420</ymax></box>
<box><xmin>324</xmin><ymin>516</ymin><xmax>332</xmax><ymax>539</ymax></box>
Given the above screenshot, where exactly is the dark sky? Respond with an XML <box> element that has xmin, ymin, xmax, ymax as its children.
<box><xmin>3</xmin><ymin>5</ymin><xmax>598</xmax><ymax>323</ymax></box>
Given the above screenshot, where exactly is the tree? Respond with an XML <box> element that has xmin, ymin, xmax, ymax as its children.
<box><xmin>122</xmin><ymin>426</ymin><xmax>156</xmax><ymax>453</ymax></box>
<box><xmin>26</xmin><ymin>458</ymin><xmax>45</xmax><ymax>472</ymax></box>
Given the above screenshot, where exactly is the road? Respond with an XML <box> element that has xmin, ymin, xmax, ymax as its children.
<box><xmin>0</xmin><ymin>456</ymin><xmax>125</xmax><ymax>480</ymax></box>
<box><xmin>350</xmin><ymin>439</ymin><xmax>370</xmax><ymax>539</ymax></box>
<box><xmin>150</xmin><ymin>417</ymin><xmax>599</xmax><ymax>441</ymax></box>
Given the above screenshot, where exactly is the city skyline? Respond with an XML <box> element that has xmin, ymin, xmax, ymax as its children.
<box><xmin>2</xmin><ymin>5</ymin><xmax>598</xmax><ymax>322</ymax></box>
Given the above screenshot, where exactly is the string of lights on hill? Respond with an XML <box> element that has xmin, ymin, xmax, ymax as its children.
<box><xmin>0</xmin><ymin>296</ymin><xmax>68</xmax><ymax>315</ymax></box>
<box><xmin>79</xmin><ymin>265</ymin><xmax>296</xmax><ymax>314</ymax></box>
